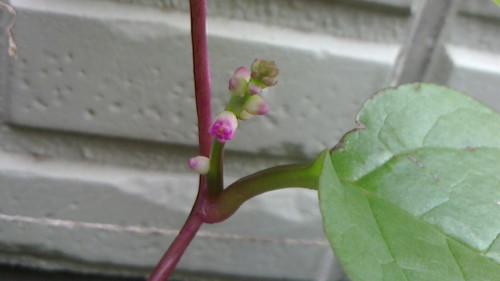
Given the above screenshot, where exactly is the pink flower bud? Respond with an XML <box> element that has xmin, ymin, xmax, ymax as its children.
<box><xmin>248</xmin><ymin>82</ymin><xmax>262</xmax><ymax>95</ymax></box>
<box><xmin>210</xmin><ymin>111</ymin><xmax>238</xmax><ymax>142</ymax></box>
<box><xmin>229</xmin><ymin>77</ymin><xmax>247</xmax><ymax>97</ymax></box>
<box><xmin>243</xmin><ymin>95</ymin><xmax>270</xmax><ymax>115</ymax></box>
<box><xmin>234</xmin><ymin>66</ymin><xmax>251</xmax><ymax>80</ymax></box>
<box><xmin>188</xmin><ymin>156</ymin><xmax>210</xmax><ymax>174</ymax></box>
<box><xmin>229</xmin><ymin>66</ymin><xmax>251</xmax><ymax>97</ymax></box>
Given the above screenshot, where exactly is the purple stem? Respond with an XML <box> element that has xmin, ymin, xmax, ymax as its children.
<box><xmin>190</xmin><ymin>0</ymin><xmax>213</xmax><ymax>157</ymax></box>
<box><xmin>148</xmin><ymin>0</ymin><xmax>212</xmax><ymax>280</ymax></box>
<box><xmin>147</xmin><ymin>212</ymin><xmax>203</xmax><ymax>280</ymax></box>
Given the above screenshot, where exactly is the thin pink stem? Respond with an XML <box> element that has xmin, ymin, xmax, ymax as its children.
<box><xmin>148</xmin><ymin>0</ymin><xmax>212</xmax><ymax>280</ymax></box>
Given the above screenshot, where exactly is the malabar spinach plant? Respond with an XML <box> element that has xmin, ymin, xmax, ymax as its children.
<box><xmin>2</xmin><ymin>1</ymin><xmax>498</xmax><ymax>280</ymax></box>
<box><xmin>145</xmin><ymin>1</ymin><xmax>500</xmax><ymax>281</ymax></box>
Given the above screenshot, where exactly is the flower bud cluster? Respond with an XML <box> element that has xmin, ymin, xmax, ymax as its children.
<box><xmin>210</xmin><ymin>59</ymin><xmax>279</xmax><ymax>143</ymax></box>
<box><xmin>189</xmin><ymin>59</ymin><xmax>279</xmax><ymax>174</ymax></box>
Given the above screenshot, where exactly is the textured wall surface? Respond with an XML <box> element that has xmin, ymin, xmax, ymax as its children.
<box><xmin>0</xmin><ymin>0</ymin><xmax>499</xmax><ymax>280</ymax></box>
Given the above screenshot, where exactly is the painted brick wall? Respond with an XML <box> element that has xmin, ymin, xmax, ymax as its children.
<box><xmin>0</xmin><ymin>0</ymin><xmax>499</xmax><ymax>280</ymax></box>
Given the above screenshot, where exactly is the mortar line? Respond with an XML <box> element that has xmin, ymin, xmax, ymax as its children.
<box><xmin>0</xmin><ymin>213</ymin><xmax>328</xmax><ymax>246</ymax></box>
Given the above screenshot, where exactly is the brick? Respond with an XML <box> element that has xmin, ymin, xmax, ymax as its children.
<box><xmin>113</xmin><ymin>0</ymin><xmax>412</xmax><ymax>43</ymax></box>
<box><xmin>0</xmin><ymin>215</ymin><xmax>330</xmax><ymax>280</ymax></box>
<box><xmin>0</xmin><ymin>151</ymin><xmax>332</xmax><ymax>279</ymax></box>
<box><xmin>7</xmin><ymin>0</ymin><xmax>399</xmax><ymax>157</ymax></box>
<box><xmin>448</xmin><ymin>13</ymin><xmax>500</xmax><ymax>54</ymax></box>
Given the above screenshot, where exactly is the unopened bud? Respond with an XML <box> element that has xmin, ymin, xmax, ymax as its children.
<box><xmin>229</xmin><ymin>66</ymin><xmax>251</xmax><ymax>97</ymax></box>
<box><xmin>248</xmin><ymin>82</ymin><xmax>262</xmax><ymax>95</ymax></box>
<box><xmin>251</xmin><ymin>59</ymin><xmax>279</xmax><ymax>87</ymax></box>
<box><xmin>188</xmin><ymin>156</ymin><xmax>210</xmax><ymax>174</ymax></box>
<box><xmin>243</xmin><ymin>95</ymin><xmax>270</xmax><ymax>115</ymax></box>
<box><xmin>234</xmin><ymin>66</ymin><xmax>251</xmax><ymax>80</ymax></box>
<box><xmin>239</xmin><ymin>110</ymin><xmax>255</xmax><ymax>120</ymax></box>
<box><xmin>229</xmin><ymin>77</ymin><xmax>247</xmax><ymax>97</ymax></box>
<box><xmin>210</xmin><ymin>111</ymin><xmax>239</xmax><ymax>142</ymax></box>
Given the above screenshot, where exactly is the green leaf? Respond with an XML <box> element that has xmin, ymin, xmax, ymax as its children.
<box><xmin>493</xmin><ymin>0</ymin><xmax>500</xmax><ymax>6</ymax></box>
<box><xmin>319</xmin><ymin>83</ymin><xmax>500</xmax><ymax>281</ymax></box>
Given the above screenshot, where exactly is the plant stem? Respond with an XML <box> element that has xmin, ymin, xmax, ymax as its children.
<box><xmin>148</xmin><ymin>0</ymin><xmax>212</xmax><ymax>280</ymax></box>
<box><xmin>190</xmin><ymin>0</ymin><xmax>212</xmax><ymax>157</ymax></box>
<box><xmin>147</xmin><ymin>212</ymin><xmax>203</xmax><ymax>281</ymax></box>
<box><xmin>204</xmin><ymin>151</ymin><xmax>329</xmax><ymax>223</ymax></box>
<box><xmin>206</xmin><ymin>140</ymin><xmax>225</xmax><ymax>196</ymax></box>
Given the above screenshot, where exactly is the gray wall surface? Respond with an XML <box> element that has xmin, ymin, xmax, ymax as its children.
<box><xmin>0</xmin><ymin>0</ymin><xmax>499</xmax><ymax>280</ymax></box>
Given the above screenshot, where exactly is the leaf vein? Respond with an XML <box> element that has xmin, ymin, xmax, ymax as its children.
<box><xmin>367</xmin><ymin>198</ymin><xmax>410</xmax><ymax>281</ymax></box>
<box><xmin>445</xmin><ymin>239</ymin><xmax>467</xmax><ymax>281</ymax></box>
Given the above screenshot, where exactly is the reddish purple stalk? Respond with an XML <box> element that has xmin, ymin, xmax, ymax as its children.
<box><xmin>147</xmin><ymin>212</ymin><xmax>203</xmax><ymax>280</ymax></box>
<box><xmin>148</xmin><ymin>0</ymin><xmax>212</xmax><ymax>280</ymax></box>
<box><xmin>190</xmin><ymin>0</ymin><xmax>213</xmax><ymax>158</ymax></box>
